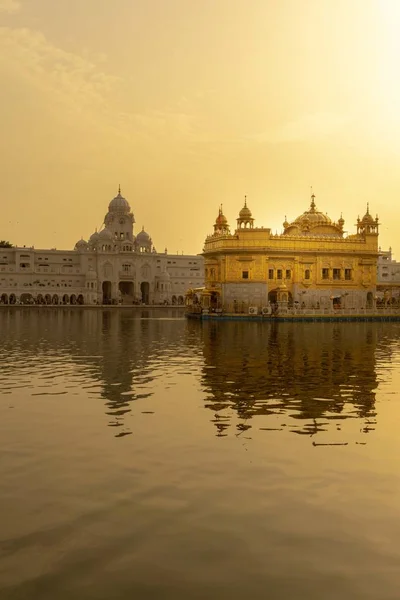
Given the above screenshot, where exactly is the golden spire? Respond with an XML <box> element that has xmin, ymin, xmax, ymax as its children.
<box><xmin>310</xmin><ymin>187</ymin><xmax>316</xmax><ymax>212</ymax></box>
<box><xmin>118</xmin><ymin>184</ymin><xmax>121</xmax><ymax>195</ymax></box>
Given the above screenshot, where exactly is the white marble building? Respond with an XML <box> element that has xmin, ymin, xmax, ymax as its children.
<box><xmin>377</xmin><ymin>247</ymin><xmax>400</xmax><ymax>300</ymax></box>
<box><xmin>0</xmin><ymin>188</ymin><xmax>204</xmax><ymax>305</ymax></box>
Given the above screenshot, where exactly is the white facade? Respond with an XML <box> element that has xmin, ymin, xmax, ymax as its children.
<box><xmin>377</xmin><ymin>248</ymin><xmax>400</xmax><ymax>285</ymax></box>
<box><xmin>376</xmin><ymin>247</ymin><xmax>400</xmax><ymax>301</ymax></box>
<box><xmin>0</xmin><ymin>188</ymin><xmax>204</xmax><ymax>305</ymax></box>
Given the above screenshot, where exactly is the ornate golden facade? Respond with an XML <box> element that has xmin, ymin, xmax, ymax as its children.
<box><xmin>201</xmin><ymin>194</ymin><xmax>379</xmax><ymax>312</ymax></box>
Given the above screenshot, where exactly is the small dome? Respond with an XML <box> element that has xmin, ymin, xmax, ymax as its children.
<box><xmin>98</xmin><ymin>228</ymin><xmax>114</xmax><ymax>241</ymax></box>
<box><xmin>137</xmin><ymin>227</ymin><xmax>151</xmax><ymax>243</ymax></box>
<box><xmin>361</xmin><ymin>204</ymin><xmax>375</xmax><ymax>224</ymax></box>
<box><xmin>215</xmin><ymin>209</ymin><xmax>228</xmax><ymax>226</ymax></box>
<box><xmin>108</xmin><ymin>186</ymin><xmax>131</xmax><ymax>213</ymax></box>
<box><xmin>75</xmin><ymin>239</ymin><xmax>88</xmax><ymax>250</ymax></box>
<box><xmin>89</xmin><ymin>231</ymin><xmax>100</xmax><ymax>244</ymax></box>
<box><xmin>239</xmin><ymin>197</ymin><xmax>252</xmax><ymax>219</ymax></box>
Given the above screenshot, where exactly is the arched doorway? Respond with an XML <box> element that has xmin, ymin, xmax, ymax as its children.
<box><xmin>268</xmin><ymin>290</ymin><xmax>277</xmax><ymax>304</ymax></box>
<box><xmin>1</xmin><ymin>293</ymin><xmax>8</xmax><ymax>304</ymax></box>
<box><xmin>37</xmin><ymin>294</ymin><xmax>44</xmax><ymax>305</ymax></box>
<box><xmin>366</xmin><ymin>291</ymin><xmax>374</xmax><ymax>308</ymax></box>
<box><xmin>45</xmin><ymin>294</ymin><xmax>52</xmax><ymax>305</ymax></box>
<box><xmin>140</xmin><ymin>281</ymin><xmax>150</xmax><ymax>304</ymax></box>
<box><xmin>171</xmin><ymin>295</ymin><xmax>177</xmax><ymax>305</ymax></box>
<box><xmin>70</xmin><ymin>294</ymin><xmax>77</xmax><ymax>305</ymax></box>
<box><xmin>119</xmin><ymin>281</ymin><xmax>134</xmax><ymax>304</ymax></box>
<box><xmin>102</xmin><ymin>281</ymin><xmax>112</xmax><ymax>304</ymax></box>
<box><xmin>77</xmin><ymin>294</ymin><xmax>84</xmax><ymax>305</ymax></box>
<box><xmin>178</xmin><ymin>295</ymin><xmax>184</xmax><ymax>305</ymax></box>
<box><xmin>62</xmin><ymin>294</ymin><xmax>69</xmax><ymax>305</ymax></box>
<box><xmin>52</xmin><ymin>294</ymin><xmax>59</xmax><ymax>305</ymax></box>
<box><xmin>9</xmin><ymin>294</ymin><xmax>16</xmax><ymax>305</ymax></box>
<box><xmin>20</xmin><ymin>293</ymin><xmax>33</xmax><ymax>305</ymax></box>
<box><xmin>210</xmin><ymin>291</ymin><xmax>221</xmax><ymax>309</ymax></box>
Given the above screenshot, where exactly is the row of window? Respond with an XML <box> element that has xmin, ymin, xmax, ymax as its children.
<box><xmin>322</xmin><ymin>268</ymin><xmax>352</xmax><ymax>280</ymax></box>
<box><xmin>242</xmin><ymin>268</ymin><xmax>353</xmax><ymax>280</ymax></box>
<box><xmin>268</xmin><ymin>269</ymin><xmax>292</xmax><ymax>280</ymax></box>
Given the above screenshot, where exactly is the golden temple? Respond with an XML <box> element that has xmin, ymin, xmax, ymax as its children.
<box><xmin>187</xmin><ymin>192</ymin><xmax>384</xmax><ymax>318</ymax></box>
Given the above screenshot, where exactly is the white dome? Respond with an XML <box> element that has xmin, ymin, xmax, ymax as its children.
<box><xmin>89</xmin><ymin>231</ymin><xmax>100</xmax><ymax>244</ymax></box>
<box><xmin>98</xmin><ymin>228</ymin><xmax>114</xmax><ymax>241</ymax></box>
<box><xmin>75</xmin><ymin>239</ymin><xmax>88</xmax><ymax>250</ymax></box>
<box><xmin>136</xmin><ymin>227</ymin><xmax>151</xmax><ymax>243</ymax></box>
<box><xmin>108</xmin><ymin>187</ymin><xmax>131</xmax><ymax>213</ymax></box>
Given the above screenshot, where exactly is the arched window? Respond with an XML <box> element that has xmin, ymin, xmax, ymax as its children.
<box><xmin>305</xmin><ymin>269</ymin><xmax>310</xmax><ymax>280</ymax></box>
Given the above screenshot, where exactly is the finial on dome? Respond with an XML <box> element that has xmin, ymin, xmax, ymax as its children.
<box><xmin>142</xmin><ymin>225</ymin><xmax>144</xmax><ymax>231</ymax></box>
<box><xmin>244</xmin><ymin>195</ymin><xmax>247</xmax><ymax>207</ymax></box>
<box><xmin>118</xmin><ymin>184</ymin><xmax>121</xmax><ymax>195</ymax></box>
<box><xmin>310</xmin><ymin>187</ymin><xmax>316</xmax><ymax>212</ymax></box>
<box><xmin>366</xmin><ymin>202</ymin><xmax>370</xmax><ymax>214</ymax></box>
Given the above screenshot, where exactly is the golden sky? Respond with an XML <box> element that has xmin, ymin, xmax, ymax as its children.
<box><xmin>1</xmin><ymin>0</ymin><xmax>399</xmax><ymax>255</ymax></box>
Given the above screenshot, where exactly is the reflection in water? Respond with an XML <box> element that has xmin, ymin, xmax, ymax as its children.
<box><xmin>196</xmin><ymin>320</ymin><xmax>398</xmax><ymax>441</ymax></box>
<box><xmin>0</xmin><ymin>309</ymin><xmax>399</xmax><ymax>443</ymax></box>
<box><xmin>2</xmin><ymin>310</ymin><xmax>400</xmax><ymax>599</ymax></box>
<box><xmin>0</xmin><ymin>308</ymin><xmax>193</xmax><ymax>438</ymax></box>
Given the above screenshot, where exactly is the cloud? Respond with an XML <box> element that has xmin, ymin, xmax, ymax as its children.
<box><xmin>250</xmin><ymin>112</ymin><xmax>350</xmax><ymax>144</ymax></box>
<box><xmin>0</xmin><ymin>0</ymin><xmax>20</xmax><ymax>13</ymax></box>
<box><xmin>0</xmin><ymin>25</ymin><xmax>125</xmax><ymax>135</ymax></box>
<box><xmin>0</xmin><ymin>25</ymin><xmax>203</xmax><ymax>146</ymax></box>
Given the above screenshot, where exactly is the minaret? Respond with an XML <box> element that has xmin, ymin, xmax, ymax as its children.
<box><xmin>213</xmin><ymin>205</ymin><xmax>230</xmax><ymax>236</ymax></box>
<box><xmin>236</xmin><ymin>196</ymin><xmax>254</xmax><ymax>229</ymax></box>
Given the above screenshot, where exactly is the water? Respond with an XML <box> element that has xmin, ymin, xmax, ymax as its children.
<box><xmin>1</xmin><ymin>308</ymin><xmax>400</xmax><ymax>599</ymax></box>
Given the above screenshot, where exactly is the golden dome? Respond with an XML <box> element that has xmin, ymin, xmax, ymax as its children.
<box><xmin>360</xmin><ymin>203</ymin><xmax>375</xmax><ymax>224</ymax></box>
<box><xmin>294</xmin><ymin>194</ymin><xmax>332</xmax><ymax>225</ymax></box>
<box><xmin>239</xmin><ymin>197</ymin><xmax>252</xmax><ymax>219</ymax></box>
<box><xmin>213</xmin><ymin>204</ymin><xmax>230</xmax><ymax>236</ymax></box>
<box><xmin>215</xmin><ymin>206</ymin><xmax>228</xmax><ymax>226</ymax></box>
<box><xmin>283</xmin><ymin>193</ymin><xmax>343</xmax><ymax>237</ymax></box>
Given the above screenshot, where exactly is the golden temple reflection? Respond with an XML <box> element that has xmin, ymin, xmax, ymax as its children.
<box><xmin>196</xmin><ymin>320</ymin><xmax>393</xmax><ymax>440</ymax></box>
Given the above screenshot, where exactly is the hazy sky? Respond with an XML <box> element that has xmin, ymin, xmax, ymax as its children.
<box><xmin>1</xmin><ymin>0</ymin><xmax>399</xmax><ymax>254</ymax></box>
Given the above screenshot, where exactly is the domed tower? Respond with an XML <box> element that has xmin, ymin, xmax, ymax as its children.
<box><xmin>236</xmin><ymin>196</ymin><xmax>254</xmax><ymax>229</ymax></box>
<box><xmin>88</xmin><ymin>230</ymin><xmax>100</xmax><ymax>249</ymax></box>
<box><xmin>213</xmin><ymin>205</ymin><xmax>230</xmax><ymax>236</ymax></box>
<box><xmin>136</xmin><ymin>226</ymin><xmax>152</xmax><ymax>253</ymax></box>
<box><xmin>357</xmin><ymin>203</ymin><xmax>379</xmax><ymax>236</ymax></box>
<box><xmin>74</xmin><ymin>238</ymin><xmax>88</xmax><ymax>252</ymax></box>
<box><xmin>283</xmin><ymin>192</ymin><xmax>344</xmax><ymax>237</ymax></box>
<box><xmin>104</xmin><ymin>186</ymin><xmax>135</xmax><ymax>244</ymax></box>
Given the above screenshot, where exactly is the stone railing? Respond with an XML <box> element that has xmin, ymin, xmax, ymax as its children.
<box><xmin>219</xmin><ymin>305</ymin><xmax>400</xmax><ymax>316</ymax></box>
